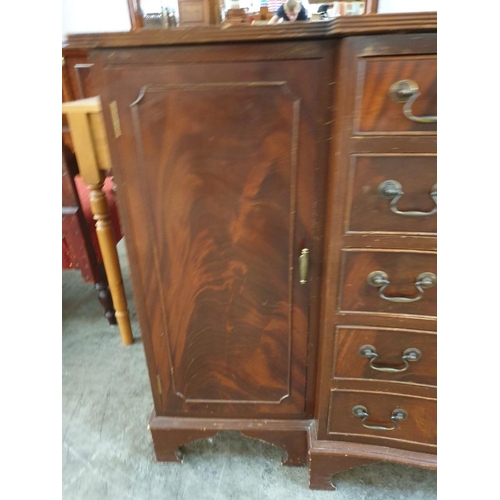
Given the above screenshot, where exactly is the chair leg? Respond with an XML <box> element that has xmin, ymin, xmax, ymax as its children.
<box><xmin>95</xmin><ymin>279</ymin><xmax>117</xmax><ymax>325</ymax></box>
<box><xmin>89</xmin><ymin>182</ymin><xmax>134</xmax><ymax>345</ymax></box>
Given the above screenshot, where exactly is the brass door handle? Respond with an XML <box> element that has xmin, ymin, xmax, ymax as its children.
<box><xmin>299</xmin><ymin>248</ymin><xmax>309</xmax><ymax>285</ymax></box>
<box><xmin>359</xmin><ymin>345</ymin><xmax>422</xmax><ymax>373</ymax></box>
<box><xmin>378</xmin><ymin>180</ymin><xmax>437</xmax><ymax>217</ymax></box>
<box><xmin>389</xmin><ymin>79</ymin><xmax>437</xmax><ymax>124</ymax></box>
<box><xmin>367</xmin><ymin>271</ymin><xmax>436</xmax><ymax>303</ymax></box>
<box><xmin>352</xmin><ymin>405</ymin><xmax>408</xmax><ymax>431</ymax></box>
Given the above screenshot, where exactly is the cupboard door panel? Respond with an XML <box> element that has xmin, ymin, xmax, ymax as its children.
<box><xmin>106</xmin><ymin>60</ymin><xmax>321</xmax><ymax>416</ymax></box>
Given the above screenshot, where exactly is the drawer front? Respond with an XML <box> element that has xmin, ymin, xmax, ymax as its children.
<box><xmin>355</xmin><ymin>56</ymin><xmax>437</xmax><ymax>134</ymax></box>
<box><xmin>339</xmin><ymin>250</ymin><xmax>437</xmax><ymax>317</ymax></box>
<box><xmin>328</xmin><ymin>390</ymin><xmax>436</xmax><ymax>447</ymax></box>
<box><xmin>346</xmin><ymin>155</ymin><xmax>436</xmax><ymax>234</ymax></box>
<box><xmin>333</xmin><ymin>326</ymin><xmax>436</xmax><ymax>386</ymax></box>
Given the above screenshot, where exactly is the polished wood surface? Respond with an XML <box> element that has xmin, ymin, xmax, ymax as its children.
<box><xmin>327</xmin><ymin>390</ymin><xmax>437</xmax><ymax>449</ymax></box>
<box><xmin>66</xmin><ymin>13</ymin><xmax>438</xmax><ymax>489</ymax></box>
<box><xmin>95</xmin><ymin>43</ymin><xmax>330</xmax><ymax>416</ymax></box>
<box><xmin>311</xmin><ymin>27</ymin><xmax>437</xmax><ymax>487</ymax></box>
<box><xmin>333</xmin><ymin>326</ymin><xmax>436</xmax><ymax>386</ymax></box>
<box><xmin>355</xmin><ymin>57</ymin><xmax>437</xmax><ymax>134</ymax></box>
<box><xmin>339</xmin><ymin>250</ymin><xmax>437</xmax><ymax>317</ymax></box>
<box><xmin>346</xmin><ymin>155</ymin><xmax>437</xmax><ymax>234</ymax></box>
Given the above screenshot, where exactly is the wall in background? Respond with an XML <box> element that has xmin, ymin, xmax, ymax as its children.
<box><xmin>62</xmin><ymin>0</ymin><xmax>131</xmax><ymax>42</ymax></box>
<box><xmin>378</xmin><ymin>0</ymin><xmax>437</xmax><ymax>13</ymax></box>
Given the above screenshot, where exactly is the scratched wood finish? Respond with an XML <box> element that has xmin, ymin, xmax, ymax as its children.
<box><xmin>333</xmin><ymin>327</ymin><xmax>436</xmax><ymax>386</ymax></box>
<box><xmin>346</xmin><ymin>155</ymin><xmax>437</xmax><ymax>234</ymax></box>
<box><xmin>327</xmin><ymin>390</ymin><xmax>437</xmax><ymax>450</ymax></box>
<box><xmin>100</xmin><ymin>53</ymin><xmax>324</xmax><ymax>417</ymax></box>
<box><xmin>355</xmin><ymin>56</ymin><xmax>437</xmax><ymax>134</ymax></box>
<box><xmin>339</xmin><ymin>250</ymin><xmax>437</xmax><ymax>317</ymax></box>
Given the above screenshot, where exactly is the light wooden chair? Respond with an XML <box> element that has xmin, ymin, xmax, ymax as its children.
<box><xmin>62</xmin><ymin>97</ymin><xmax>134</xmax><ymax>346</ymax></box>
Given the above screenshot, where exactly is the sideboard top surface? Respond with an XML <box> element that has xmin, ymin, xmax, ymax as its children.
<box><xmin>66</xmin><ymin>12</ymin><xmax>437</xmax><ymax>49</ymax></box>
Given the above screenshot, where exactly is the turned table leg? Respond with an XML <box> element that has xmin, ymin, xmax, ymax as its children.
<box><xmin>89</xmin><ymin>182</ymin><xmax>134</xmax><ymax>345</ymax></box>
<box><xmin>95</xmin><ymin>277</ymin><xmax>117</xmax><ymax>325</ymax></box>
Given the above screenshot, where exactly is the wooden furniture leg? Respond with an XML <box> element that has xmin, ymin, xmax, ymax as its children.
<box><xmin>88</xmin><ymin>181</ymin><xmax>133</xmax><ymax>345</ymax></box>
<box><xmin>149</xmin><ymin>414</ymin><xmax>310</xmax><ymax>465</ymax></box>
<box><xmin>95</xmin><ymin>277</ymin><xmax>117</xmax><ymax>325</ymax></box>
<box><xmin>64</xmin><ymin>98</ymin><xmax>134</xmax><ymax>345</ymax></box>
<box><xmin>308</xmin><ymin>448</ymin><xmax>377</xmax><ymax>490</ymax></box>
<box><xmin>307</xmin><ymin>423</ymin><xmax>436</xmax><ymax>490</ymax></box>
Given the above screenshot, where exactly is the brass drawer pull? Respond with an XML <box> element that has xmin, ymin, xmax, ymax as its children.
<box><xmin>378</xmin><ymin>180</ymin><xmax>437</xmax><ymax>217</ymax></box>
<box><xmin>367</xmin><ymin>271</ymin><xmax>436</xmax><ymax>303</ymax></box>
<box><xmin>299</xmin><ymin>248</ymin><xmax>309</xmax><ymax>285</ymax></box>
<box><xmin>359</xmin><ymin>344</ymin><xmax>422</xmax><ymax>373</ymax></box>
<box><xmin>352</xmin><ymin>405</ymin><xmax>408</xmax><ymax>431</ymax></box>
<box><xmin>388</xmin><ymin>79</ymin><xmax>437</xmax><ymax>123</ymax></box>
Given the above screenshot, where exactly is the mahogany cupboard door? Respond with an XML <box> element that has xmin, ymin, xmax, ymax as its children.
<box><xmin>99</xmin><ymin>52</ymin><xmax>327</xmax><ymax>418</ymax></box>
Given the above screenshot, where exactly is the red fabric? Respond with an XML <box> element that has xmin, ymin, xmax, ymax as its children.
<box><xmin>62</xmin><ymin>237</ymin><xmax>72</xmax><ymax>269</ymax></box>
<box><xmin>73</xmin><ymin>175</ymin><xmax>123</xmax><ymax>262</ymax></box>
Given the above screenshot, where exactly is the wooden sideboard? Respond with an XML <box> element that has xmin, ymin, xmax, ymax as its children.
<box><xmin>66</xmin><ymin>12</ymin><xmax>437</xmax><ymax>489</ymax></box>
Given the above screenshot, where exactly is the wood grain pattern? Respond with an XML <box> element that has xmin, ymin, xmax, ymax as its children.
<box><xmin>103</xmin><ymin>54</ymin><xmax>324</xmax><ymax>416</ymax></box>
<box><xmin>132</xmin><ymin>82</ymin><xmax>301</xmax><ymax>404</ymax></box>
<box><xmin>345</xmin><ymin>155</ymin><xmax>437</xmax><ymax>234</ymax></box>
<box><xmin>316</xmin><ymin>34</ymin><xmax>437</xmax><ymax>468</ymax></box>
<box><xmin>339</xmin><ymin>250</ymin><xmax>437</xmax><ymax>317</ymax></box>
<box><xmin>78</xmin><ymin>19</ymin><xmax>439</xmax><ymax>485</ymax></box>
<box><xmin>355</xmin><ymin>56</ymin><xmax>437</xmax><ymax>134</ymax></box>
<box><xmin>327</xmin><ymin>390</ymin><xmax>437</xmax><ymax>449</ymax></box>
<box><xmin>333</xmin><ymin>326</ymin><xmax>436</xmax><ymax>386</ymax></box>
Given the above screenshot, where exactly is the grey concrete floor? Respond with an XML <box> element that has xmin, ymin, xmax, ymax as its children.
<box><xmin>62</xmin><ymin>240</ymin><xmax>437</xmax><ymax>500</ymax></box>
